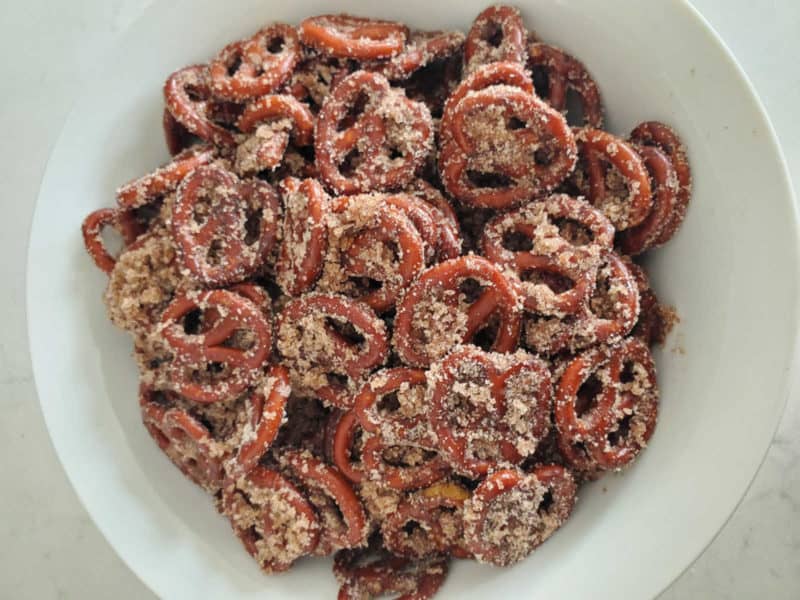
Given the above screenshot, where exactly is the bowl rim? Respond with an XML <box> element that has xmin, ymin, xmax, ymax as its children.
<box><xmin>650</xmin><ymin>0</ymin><xmax>800</xmax><ymax>592</ymax></box>
<box><xmin>25</xmin><ymin>0</ymin><xmax>800</xmax><ymax>598</ymax></box>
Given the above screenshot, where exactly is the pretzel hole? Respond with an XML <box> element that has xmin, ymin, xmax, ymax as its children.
<box><xmin>531</xmin><ymin>66</ymin><xmax>550</xmax><ymax>98</ymax></box>
<box><xmin>222</xmin><ymin>329</ymin><xmax>257</xmax><ymax>351</ymax></box>
<box><xmin>502</xmin><ymin>230</ymin><xmax>534</xmax><ymax>252</ymax></box>
<box><xmin>206</xmin><ymin>239</ymin><xmax>224</xmax><ymax>265</ymax></box>
<box><xmin>403</xmin><ymin>56</ymin><xmax>459</xmax><ymax>119</ymax></box>
<box><xmin>470</xmin><ymin>319</ymin><xmax>499</xmax><ymax>352</ymax></box>
<box><xmin>149</xmin><ymin>390</ymin><xmax>172</xmax><ymax>406</ymax></box>
<box><xmin>569</xmin><ymin>439</ymin><xmax>591</xmax><ymax>461</ymax></box>
<box><xmin>458</xmin><ymin>278</ymin><xmax>484</xmax><ymax>303</ymax></box>
<box><xmin>552</xmin><ymin>217</ymin><xmax>594</xmax><ymax>246</ymax></box>
<box><xmin>402</xmin><ymin>520</ymin><xmax>423</xmax><ymax>536</ymax></box>
<box><xmin>382</xmin><ymin>445</ymin><xmax>437</xmax><ymax>468</ymax></box>
<box><xmin>131</xmin><ymin>202</ymin><xmax>162</xmax><ymax>229</ymax></box>
<box><xmin>339</xmin><ymin>91</ymin><xmax>370</xmax><ymax>130</ymax></box>
<box><xmin>99</xmin><ymin>224</ymin><xmax>125</xmax><ymax>260</ymax></box>
<box><xmin>604</xmin><ymin>163</ymin><xmax>628</xmax><ymax>197</ymax></box>
<box><xmin>206</xmin><ymin>362</ymin><xmax>226</xmax><ymax>375</ymax></box>
<box><xmin>348</xmin><ymin>276</ymin><xmax>384</xmax><ymax>293</ymax></box>
<box><xmin>339</xmin><ymin>149</ymin><xmax>361</xmax><ymax>176</ymax></box>
<box><xmin>620</xmin><ymin>361</ymin><xmax>636</xmax><ymax>384</ymax></box>
<box><xmin>481</xmin><ymin>22</ymin><xmax>503</xmax><ymax>47</ymax></box>
<box><xmin>564</xmin><ymin>88</ymin><xmax>586</xmax><ymax>127</ymax></box>
<box><xmin>147</xmin><ymin>354</ymin><xmax>173</xmax><ymax>370</ymax></box>
<box><xmin>521</xmin><ymin>269</ymin><xmax>574</xmax><ymax>294</ymax></box>
<box><xmin>588</xmin><ymin>265</ymin><xmax>616</xmax><ymax>319</ymax></box>
<box><xmin>266</xmin><ymin>36</ymin><xmax>286</xmax><ymax>54</ymax></box>
<box><xmin>244</xmin><ymin>209</ymin><xmax>263</xmax><ymax>245</ymax></box>
<box><xmin>326</xmin><ymin>372</ymin><xmax>350</xmax><ymax>389</ymax></box>
<box><xmin>468</xmin><ymin>439</ymin><xmax>499</xmax><ymax>461</ymax></box>
<box><xmin>309</xmin><ymin>487</ymin><xmax>346</xmax><ymax>531</ymax></box>
<box><xmin>607</xmin><ymin>414</ymin><xmax>632</xmax><ymax>446</ymax></box>
<box><xmin>575</xmin><ymin>373</ymin><xmax>602</xmax><ymax>417</ymax></box>
<box><xmin>296</xmin><ymin>144</ymin><xmax>316</xmax><ymax>162</ymax></box>
<box><xmin>534</xmin><ymin>146</ymin><xmax>555</xmax><ymax>166</ymax></box>
<box><xmin>327</xmin><ymin>497</ymin><xmax>347</xmax><ymax>528</ymax></box>
<box><xmin>538</xmin><ymin>490</ymin><xmax>554</xmax><ymax>514</ymax></box>
<box><xmin>209</xmin><ymin>101</ymin><xmax>243</xmax><ymax>128</ymax></box>
<box><xmin>182</xmin><ymin>309</ymin><xmax>203</xmax><ymax>334</ymax></box>
<box><xmin>466</xmin><ymin>170</ymin><xmax>512</xmax><ymax>189</ymax></box>
<box><xmin>325</xmin><ymin>317</ymin><xmax>366</xmax><ymax>346</ymax></box>
<box><xmin>377</xmin><ymin>391</ymin><xmax>401</xmax><ymax>414</ymax></box>
<box><xmin>192</xmin><ymin>191</ymin><xmax>215</xmax><ymax>224</ymax></box>
<box><xmin>226</xmin><ymin>53</ymin><xmax>244</xmax><ymax>77</ymax></box>
<box><xmin>244</xmin><ymin>525</ymin><xmax>260</xmax><ymax>543</ymax></box>
<box><xmin>388</xmin><ymin>146</ymin><xmax>403</xmax><ymax>160</ymax></box>
<box><xmin>185</xmin><ymin>84</ymin><xmax>207</xmax><ymax>103</ymax></box>
<box><xmin>507</xmin><ymin>116</ymin><xmax>526</xmax><ymax>130</ymax></box>
<box><xmin>346</xmin><ymin>427</ymin><xmax>365</xmax><ymax>464</ymax></box>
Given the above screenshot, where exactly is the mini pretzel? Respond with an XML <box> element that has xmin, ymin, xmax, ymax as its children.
<box><xmin>463</xmin><ymin>465</ymin><xmax>576</xmax><ymax>566</ymax></box>
<box><xmin>116</xmin><ymin>144</ymin><xmax>216</xmax><ymax>209</ymax></box>
<box><xmin>226</xmin><ymin>365</ymin><xmax>291</xmax><ymax>479</ymax></box>
<box><xmin>221</xmin><ymin>466</ymin><xmax>320</xmax><ymax>571</ymax></box>
<box><xmin>440</xmin><ymin>84</ymin><xmax>577</xmax><ymax>209</ymax></box>
<box><xmin>589</xmin><ymin>337</ymin><xmax>659</xmax><ymax>470</ymax></box>
<box><xmin>617</xmin><ymin>145</ymin><xmax>679</xmax><ymax>255</ymax></box>
<box><xmin>329</xmin><ymin>199</ymin><xmax>426</xmax><ymax>313</ymax></box>
<box><xmin>234</xmin><ymin>94</ymin><xmax>315</xmax><ymax>175</ymax></box>
<box><xmin>361</xmin><ymin>436</ymin><xmax>451</xmax><ymax>491</ymax></box>
<box><xmin>554</xmin><ymin>344</ymin><xmax>620</xmax><ymax>449</ymax></box>
<box><xmin>523</xmin><ymin>249</ymin><xmax>639</xmax><ymax>354</ymax></box>
<box><xmin>334</xmin><ymin>550</ymin><xmax>448</xmax><ymax>600</ymax></box>
<box><xmin>275</xmin><ymin>177</ymin><xmax>330</xmax><ymax>296</ymax></box>
<box><xmin>171</xmin><ymin>165</ymin><xmax>280</xmax><ymax>286</ymax></box>
<box><xmin>139</xmin><ymin>386</ymin><xmax>225</xmax><ymax>493</ymax></box>
<box><xmin>163</xmin><ymin>65</ymin><xmax>238</xmax><ymax>148</ymax></box>
<box><xmin>427</xmin><ymin>346</ymin><xmax>552</xmax><ymax>477</ymax></box>
<box><xmin>159</xmin><ymin>289</ymin><xmax>273</xmax><ymax>402</ymax></box>
<box><xmin>571</xmin><ymin>127</ymin><xmax>653</xmax><ymax>230</ymax></box>
<box><xmin>315</xmin><ymin>70</ymin><xmax>433</xmax><ymax>194</ymax></box>
<box><xmin>299</xmin><ymin>14</ymin><xmax>409</xmax><ymax>60</ymax></box>
<box><xmin>82</xmin><ymin>207</ymin><xmax>144</xmax><ymax>274</ymax></box>
<box><xmin>382</xmin><ymin>493</ymin><xmax>467</xmax><ymax>558</ymax></box>
<box><xmin>528</xmin><ymin>42</ymin><xmax>603</xmax><ymax>127</ymax></box>
<box><xmin>275</xmin><ymin>293</ymin><xmax>389</xmax><ymax>407</ymax></box>
<box><xmin>481</xmin><ymin>194</ymin><xmax>614</xmax><ymax>314</ymax></box>
<box><xmin>629</xmin><ymin>120</ymin><xmax>692</xmax><ymax>245</ymax></box>
<box><xmin>282</xmin><ymin>449</ymin><xmax>368</xmax><ymax>554</ymax></box>
<box><xmin>464</xmin><ymin>5</ymin><xmax>527</xmax><ymax>74</ymax></box>
<box><xmin>210</xmin><ymin>23</ymin><xmax>300</xmax><ymax>101</ymax></box>
<box><xmin>393</xmin><ymin>255</ymin><xmax>522</xmax><ymax>367</ymax></box>
<box><xmin>555</xmin><ymin>337</ymin><xmax>657</xmax><ymax>472</ymax></box>
<box><xmin>353</xmin><ymin>367</ymin><xmax>432</xmax><ymax>446</ymax></box>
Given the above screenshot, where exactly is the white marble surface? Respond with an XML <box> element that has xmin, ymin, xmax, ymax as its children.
<box><xmin>1</xmin><ymin>0</ymin><xmax>798</xmax><ymax>597</ymax></box>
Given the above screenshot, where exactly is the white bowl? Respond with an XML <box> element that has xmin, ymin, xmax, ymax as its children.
<box><xmin>27</xmin><ymin>0</ymin><xmax>798</xmax><ymax>598</ymax></box>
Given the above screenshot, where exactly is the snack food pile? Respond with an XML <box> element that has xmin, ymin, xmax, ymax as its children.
<box><xmin>82</xmin><ymin>6</ymin><xmax>688</xmax><ymax>598</ymax></box>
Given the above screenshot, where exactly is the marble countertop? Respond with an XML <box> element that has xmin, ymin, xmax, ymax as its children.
<box><xmin>1</xmin><ymin>1</ymin><xmax>798</xmax><ymax>597</ymax></box>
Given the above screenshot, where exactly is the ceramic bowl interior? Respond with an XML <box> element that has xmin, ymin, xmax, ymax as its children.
<box><xmin>27</xmin><ymin>1</ymin><xmax>798</xmax><ymax>598</ymax></box>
